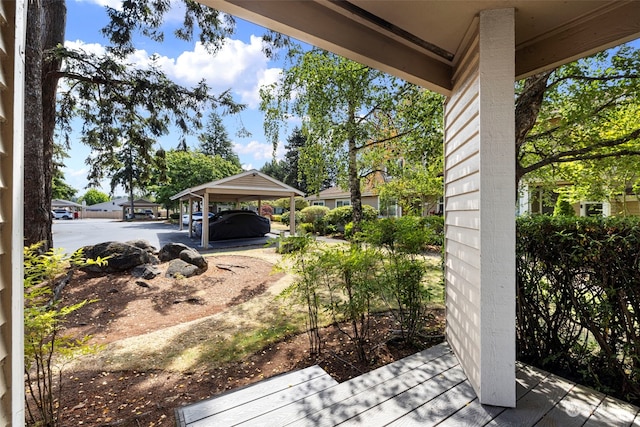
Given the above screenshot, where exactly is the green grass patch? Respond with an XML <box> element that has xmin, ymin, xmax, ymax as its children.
<box><xmin>201</xmin><ymin>320</ymin><xmax>302</xmax><ymax>365</ymax></box>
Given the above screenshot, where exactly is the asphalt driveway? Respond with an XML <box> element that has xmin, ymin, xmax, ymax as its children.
<box><xmin>52</xmin><ymin>218</ymin><xmax>275</xmax><ymax>253</ymax></box>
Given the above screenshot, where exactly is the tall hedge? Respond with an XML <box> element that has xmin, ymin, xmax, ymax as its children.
<box><xmin>516</xmin><ymin>215</ymin><xmax>640</xmax><ymax>403</ymax></box>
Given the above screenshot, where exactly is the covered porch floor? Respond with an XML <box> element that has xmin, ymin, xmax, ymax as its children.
<box><xmin>175</xmin><ymin>342</ymin><xmax>639</xmax><ymax>426</ymax></box>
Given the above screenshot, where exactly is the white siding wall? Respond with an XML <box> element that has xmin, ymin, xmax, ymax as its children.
<box><xmin>0</xmin><ymin>1</ymin><xmax>26</xmax><ymax>423</ymax></box>
<box><xmin>444</xmin><ymin>9</ymin><xmax>516</xmax><ymax>407</ymax></box>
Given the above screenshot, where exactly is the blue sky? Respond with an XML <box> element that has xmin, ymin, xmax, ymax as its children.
<box><xmin>63</xmin><ymin>0</ymin><xmax>298</xmax><ymax>195</ymax></box>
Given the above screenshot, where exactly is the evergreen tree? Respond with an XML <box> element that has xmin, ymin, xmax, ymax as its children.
<box><xmin>198</xmin><ymin>111</ymin><xmax>241</xmax><ymax>167</ymax></box>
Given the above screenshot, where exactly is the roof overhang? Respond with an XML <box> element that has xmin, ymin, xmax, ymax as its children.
<box><xmin>203</xmin><ymin>0</ymin><xmax>640</xmax><ymax>96</ymax></box>
<box><xmin>170</xmin><ymin>170</ymin><xmax>306</xmax><ymax>203</ymax></box>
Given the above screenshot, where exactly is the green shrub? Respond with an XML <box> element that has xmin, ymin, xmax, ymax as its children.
<box><xmin>325</xmin><ymin>224</ymin><xmax>338</xmax><ymax>235</ymax></box>
<box><xmin>325</xmin><ymin>206</ymin><xmax>352</xmax><ymax>226</ymax></box>
<box><xmin>277</xmin><ymin>235</ymin><xmax>322</xmax><ymax>354</ymax></box>
<box><xmin>360</xmin><ymin>217</ymin><xmax>432</xmax><ymax>341</ymax></box>
<box><xmin>420</xmin><ymin>215</ymin><xmax>445</xmax><ymax>246</ymax></box>
<box><xmin>169</xmin><ymin>212</ymin><xmax>180</xmax><ymax>220</ymax></box>
<box><xmin>281</xmin><ymin>210</ymin><xmax>302</xmax><ymax>226</ymax></box>
<box><xmin>344</xmin><ymin>221</ymin><xmax>355</xmax><ymax>239</ymax></box>
<box><xmin>516</xmin><ymin>215</ymin><xmax>640</xmax><ymax>403</ymax></box>
<box><xmin>325</xmin><ymin>205</ymin><xmax>378</xmax><ymax>227</ymax></box>
<box><xmin>271</xmin><ymin>214</ymin><xmax>282</xmax><ymax>223</ymax></box>
<box><xmin>300</xmin><ymin>206</ymin><xmax>330</xmax><ymax>223</ymax></box>
<box><xmin>299</xmin><ymin>222</ymin><xmax>315</xmax><ymax>234</ymax></box>
<box><xmin>273</xmin><ymin>197</ymin><xmax>309</xmax><ymax>211</ymax></box>
<box><xmin>553</xmin><ymin>198</ymin><xmax>576</xmax><ymax>216</ymax></box>
<box><xmin>316</xmin><ymin>246</ymin><xmax>380</xmax><ymax>362</ymax></box>
<box><xmin>24</xmin><ymin>244</ymin><xmax>105</xmax><ymax>426</ymax></box>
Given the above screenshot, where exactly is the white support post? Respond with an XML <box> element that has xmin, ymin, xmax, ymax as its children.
<box><xmin>444</xmin><ymin>8</ymin><xmax>516</xmax><ymax>407</ymax></box>
<box><xmin>202</xmin><ymin>192</ymin><xmax>210</xmax><ymax>248</ymax></box>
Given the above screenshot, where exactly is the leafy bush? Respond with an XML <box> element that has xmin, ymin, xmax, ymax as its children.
<box><xmin>325</xmin><ymin>205</ymin><xmax>378</xmax><ymax>227</ymax></box>
<box><xmin>420</xmin><ymin>215</ymin><xmax>445</xmax><ymax>246</ymax></box>
<box><xmin>319</xmin><ymin>246</ymin><xmax>380</xmax><ymax>362</ymax></box>
<box><xmin>273</xmin><ymin>197</ymin><xmax>309</xmax><ymax>210</ymax></box>
<box><xmin>360</xmin><ymin>217</ymin><xmax>432</xmax><ymax>341</ymax></box>
<box><xmin>24</xmin><ymin>244</ymin><xmax>105</xmax><ymax>426</ymax></box>
<box><xmin>299</xmin><ymin>222</ymin><xmax>315</xmax><ymax>234</ymax></box>
<box><xmin>271</xmin><ymin>214</ymin><xmax>282</xmax><ymax>223</ymax></box>
<box><xmin>277</xmin><ymin>235</ymin><xmax>322</xmax><ymax>353</ymax></box>
<box><xmin>300</xmin><ymin>206</ymin><xmax>330</xmax><ymax>223</ymax></box>
<box><xmin>280</xmin><ymin>210</ymin><xmax>302</xmax><ymax>226</ymax></box>
<box><xmin>516</xmin><ymin>215</ymin><xmax>640</xmax><ymax>403</ymax></box>
<box><xmin>169</xmin><ymin>212</ymin><xmax>180</xmax><ymax>220</ymax></box>
<box><xmin>299</xmin><ymin>206</ymin><xmax>331</xmax><ymax>234</ymax></box>
<box><xmin>325</xmin><ymin>206</ymin><xmax>352</xmax><ymax>227</ymax></box>
<box><xmin>553</xmin><ymin>197</ymin><xmax>576</xmax><ymax>216</ymax></box>
<box><xmin>344</xmin><ymin>222</ymin><xmax>355</xmax><ymax>239</ymax></box>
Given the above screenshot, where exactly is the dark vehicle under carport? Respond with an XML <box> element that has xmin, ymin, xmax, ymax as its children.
<box><xmin>193</xmin><ymin>210</ymin><xmax>270</xmax><ymax>240</ymax></box>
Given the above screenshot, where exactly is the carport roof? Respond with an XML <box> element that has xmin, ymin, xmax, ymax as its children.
<box><xmin>170</xmin><ymin>169</ymin><xmax>305</xmax><ymax>202</ymax></box>
<box><xmin>117</xmin><ymin>198</ymin><xmax>161</xmax><ymax>208</ymax></box>
<box><xmin>52</xmin><ymin>199</ymin><xmax>82</xmax><ymax>208</ymax></box>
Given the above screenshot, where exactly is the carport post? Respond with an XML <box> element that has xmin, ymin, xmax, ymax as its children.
<box><xmin>289</xmin><ymin>194</ymin><xmax>295</xmax><ymax>235</ymax></box>
<box><xmin>202</xmin><ymin>192</ymin><xmax>210</xmax><ymax>248</ymax></box>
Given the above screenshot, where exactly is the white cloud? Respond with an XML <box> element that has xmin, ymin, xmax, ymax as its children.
<box><xmin>168</xmin><ymin>36</ymin><xmax>277</xmax><ymax>108</ymax></box>
<box><xmin>234</xmin><ymin>140</ymin><xmax>285</xmax><ymax>163</ymax></box>
<box><xmin>74</xmin><ymin>0</ymin><xmax>122</xmax><ymax>9</ymax></box>
<box><xmin>65</xmin><ymin>40</ymin><xmax>106</xmax><ymax>56</ymax></box>
<box><xmin>65</xmin><ymin>36</ymin><xmax>282</xmax><ymax>110</ymax></box>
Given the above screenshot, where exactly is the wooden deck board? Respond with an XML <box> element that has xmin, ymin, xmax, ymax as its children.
<box><xmin>175</xmin><ymin>343</ymin><xmax>640</xmax><ymax>427</ymax></box>
<box><xmin>286</xmin><ymin>350</ymin><xmax>461</xmax><ymax>427</ymax></box>
<box><xmin>176</xmin><ymin>365</ymin><xmax>337</xmax><ymax>426</ymax></box>
<box><xmin>339</xmin><ymin>365</ymin><xmax>468</xmax><ymax>426</ymax></box>
<box><xmin>234</xmin><ymin>343</ymin><xmax>455</xmax><ymax>427</ymax></box>
<box><xmin>487</xmin><ymin>372</ymin><xmax>575</xmax><ymax>426</ymax></box>
<box><xmin>385</xmin><ymin>378</ymin><xmax>477</xmax><ymax>426</ymax></box>
<box><xmin>535</xmin><ymin>383</ymin><xmax>605</xmax><ymax>427</ymax></box>
<box><xmin>583</xmin><ymin>395</ymin><xmax>640</xmax><ymax>427</ymax></box>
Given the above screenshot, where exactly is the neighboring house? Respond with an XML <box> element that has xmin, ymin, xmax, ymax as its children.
<box><xmin>307</xmin><ymin>185</ymin><xmax>444</xmax><ymax>217</ymax></box>
<box><xmin>51</xmin><ymin>198</ymin><xmax>81</xmax><ymax>210</ymax></box>
<box><xmin>306</xmin><ymin>186</ymin><xmax>402</xmax><ymax>217</ymax></box>
<box><xmin>83</xmin><ymin>197</ymin><xmax>129</xmax><ymax>219</ymax></box>
<box><xmin>517</xmin><ymin>183</ymin><xmax>637</xmax><ymax>217</ymax></box>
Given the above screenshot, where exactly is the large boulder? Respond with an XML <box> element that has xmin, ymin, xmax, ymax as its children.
<box><xmin>126</xmin><ymin>239</ymin><xmax>157</xmax><ymax>254</ymax></box>
<box><xmin>131</xmin><ymin>264</ymin><xmax>161</xmax><ymax>280</ymax></box>
<box><xmin>81</xmin><ymin>241</ymin><xmax>150</xmax><ymax>273</ymax></box>
<box><xmin>179</xmin><ymin>248</ymin><xmax>208</xmax><ymax>271</ymax></box>
<box><xmin>166</xmin><ymin>259</ymin><xmax>201</xmax><ymax>278</ymax></box>
<box><xmin>158</xmin><ymin>243</ymin><xmax>192</xmax><ymax>262</ymax></box>
<box><xmin>127</xmin><ymin>239</ymin><xmax>160</xmax><ymax>264</ymax></box>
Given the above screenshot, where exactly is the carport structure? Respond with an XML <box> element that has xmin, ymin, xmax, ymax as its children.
<box><xmin>170</xmin><ymin>170</ymin><xmax>305</xmax><ymax>247</ymax></box>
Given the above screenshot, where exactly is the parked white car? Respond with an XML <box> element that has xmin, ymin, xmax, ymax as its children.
<box><xmin>181</xmin><ymin>212</ymin><xmax>214</xmax><ymax>226</ymax></box>
<box><xmin>52</xmin><ymin>209</ymin><xmax>73</xmax><ymax>220</ymax></box>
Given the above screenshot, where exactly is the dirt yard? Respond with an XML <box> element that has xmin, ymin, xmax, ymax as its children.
<box><xmin>36</xmin><ymin>249</ymin><xmax>444</xmax><ymax>427</ymax></box>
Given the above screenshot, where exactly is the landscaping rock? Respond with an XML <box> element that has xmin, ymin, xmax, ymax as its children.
<box><xmin>131</xmin><ymin>264</ymin><xmax>161</xmax><ymax>280</ymax></box>
<box><xmin>126</xmin><ymin>239</ymin><xmax>157</xmax><ymax>254</ymax></box>
<box><xmin>166</xmin><ymin>259</ymin><xmax>201</xmax><ymax>278</ymax></box>
<box><xmin>158</xmin><ymin>243</ymin><xmax>192</xmax><ymax>262</ymax></box>
<box><xmin>179</xmin><ymin>248</ymin><xmax>208</xmax><ymax>271</ymax></box>
<box><xmin>81</xmin><ymin>241</ymin><xmax>150</xmax><ymax>273</ymax></box>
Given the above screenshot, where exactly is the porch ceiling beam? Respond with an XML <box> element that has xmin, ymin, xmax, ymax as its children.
<box><xmin>515</xmin><ymin>1</ymin><xmax>640</xmax><ymax>79</ymax></box>
<box><xmin>206</xmin><ymin>0</ymin><xmax>454</xmax><ymax>95</ymax></box>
